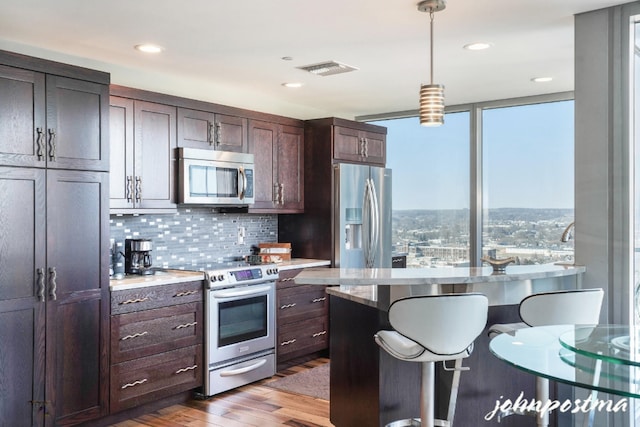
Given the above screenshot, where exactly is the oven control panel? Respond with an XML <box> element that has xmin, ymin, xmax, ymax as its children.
<box><xmin>205</xmin><ymin>264</ymin><xmax>279</xmax><ymax>288</ymax></box>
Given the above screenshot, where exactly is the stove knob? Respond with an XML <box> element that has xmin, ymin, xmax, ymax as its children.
<box><xmin>210</xmin><ymin>275</ymin><xmax>217</xmax><ymax>283</ymax></box>
<box><xmin>272</xmin><ymin>267</ymin><xmax>279</xmax><ymax>274</ymax></box>
<box><xmin>217</xmin><ymin>274</ymin><xmax>225</xmax><ymax>282</ymax></box>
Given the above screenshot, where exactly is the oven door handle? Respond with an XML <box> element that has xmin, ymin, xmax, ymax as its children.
<box><xmin>218</xmin><ymin>358</ymin><xmax>267</xmax><ymax>377</ymax></box>
<box><xmin>211</xmin><ymin>285</ymin><xmax>272</xmax><ymax>299</ymax></box>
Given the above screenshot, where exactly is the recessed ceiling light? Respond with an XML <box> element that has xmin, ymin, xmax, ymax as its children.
<box><xmin>531</xmin><ymin>77</ymin><xmax>553</xmax><ymax>83</ymax></box>
<box><xmin>464</xmin><ymin>42</ymin><xmax>492</xmax><ymax>51</ymax></box>
<box><xmin>134</xmin><ymin>44</ymin><xmax>164</xmax><ymax>54</ymax></box>
<box><xmin>282</xmin><ymin>82</ymin><xmax>303</xmax><ymax>88</ymax></box>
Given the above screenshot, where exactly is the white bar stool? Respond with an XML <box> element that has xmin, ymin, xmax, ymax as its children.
<box><xmin>488</xmin><ymin>288</ymin><xmax>604</xmax><ymax>427</ymax></box>
<box><xmin>374</xmin><ymin>293</ymin><xmax>489</xmax><ymax>427</ymax></box>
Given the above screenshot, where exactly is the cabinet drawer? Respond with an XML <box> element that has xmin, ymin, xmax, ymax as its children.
<box><xmin>276</xmin><ymin>268</ymin><xmax>301</xmax><ymax>290</ymax></box>
<box><xmin>111</xmin><ymin>302</ymin><xmax>203</xmax><ymax>364</ymax></box>
<box><xmin>277</xmin><ymin>285</ymin><xmax>328</xmax><ymax>324</ymax></box>
<box><xmin>278</xmin><ymin>317</ymin><xmax>329</xmax><ymax>359</ymax></box>
<box><xmin>110</xmin><ymin>344</ymin><xmax>203</xmax><ymax>413</ymax></box>
<box><xmin>111</xmin><ymin>280</ymin><xmax>203</xmax><ymax>314</ymax></box>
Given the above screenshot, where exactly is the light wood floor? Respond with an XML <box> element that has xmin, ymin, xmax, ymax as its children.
<box><xmin>110</xmin><ymin>357</ymin><xmax>334</xmax><ymax>427</ymax></box>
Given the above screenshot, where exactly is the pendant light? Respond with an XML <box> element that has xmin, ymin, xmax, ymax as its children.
<box><xmin>418</xmin><ymin>0</ymin><xmax>446</xmax><ymax>126</ymax></box>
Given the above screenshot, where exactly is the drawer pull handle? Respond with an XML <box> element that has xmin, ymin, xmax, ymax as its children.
<box><xmin>175</xmin><ymin>321</ymin><xmax>198</xmax><ymax>330</ymax></box>
<box><xmin>312</xmin><ymin>297</ymin><xmax>326</xmax><ymax>303</ymax></box>
<box><xmin>121</xmin><ymin>331</ymin><xmax>149</xmax><ymax>341</ymax></box>
<box><xmin>280</xmin><ymin>339</ymin><xmax>297</xmax><ymax>346</ymax></box>
<box><xmin>312</xmin><ymin>330</ymin><xmax>328</xmax><ymax>338</ymax></box>
<box><xmin>174</xmin><ymin>290</ymin><xmax>198</xmax><ymax>297</ymax></box>
<box><xmin>280</xmin><ymin>277</ymin><xmax>294</xmax><ymax>282</ymax></box>
<box><xmin>119</xmin><ymin>297</ymin><xmax>149</xmax><ymax>305</ymax></box>
<box><xmin>175</xmin><ymin>364</ymin><xmax>198</xmax><ymax>374</ymax></box>
<box><xmin>280</xmin><ymin>303</ymin><xmax>297</xmax><ymax>310</ymax></box>
<box><xmin>121</xmin><ymin>378</ymin><xmax>147</xmax><ymax>389</ymax></box>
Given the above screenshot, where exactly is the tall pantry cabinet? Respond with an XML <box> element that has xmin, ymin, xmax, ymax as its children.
<box><xmin>0</xmin><ymin>51</ymin><xmax>110</xmax><ymax>426</ymax></box>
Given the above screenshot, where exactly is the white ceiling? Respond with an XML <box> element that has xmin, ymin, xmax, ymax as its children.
<box><xmin>0</xmin><ymin>0</ymin><xmax>631</xmax><ymax>120</ymax></box>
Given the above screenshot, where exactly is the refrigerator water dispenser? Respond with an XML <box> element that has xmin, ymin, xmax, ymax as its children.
<box><xmin>344</xmin><ymin>208</ymin><xmax>362</xmax><ymax>250</ymax></box>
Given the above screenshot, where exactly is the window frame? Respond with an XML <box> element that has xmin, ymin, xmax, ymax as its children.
<box><xmin>359</xmin><ymin>91</ymin><xmax>574</xmax><ymax>267</ymax></box>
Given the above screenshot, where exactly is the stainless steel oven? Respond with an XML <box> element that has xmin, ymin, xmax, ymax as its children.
<box><xmin>203</xmin><ymin>263</ymin><xmax>278</xmax><ymax>396</ymax></box>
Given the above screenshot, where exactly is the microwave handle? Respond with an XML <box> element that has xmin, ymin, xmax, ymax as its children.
<box><xmin>238</xmin><ymin>167</ymin><xmax>247</xmax><ymax>200</ymax></box>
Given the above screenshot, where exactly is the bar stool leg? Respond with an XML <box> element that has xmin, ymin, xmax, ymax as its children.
<box><xmin>536</xmin><ymin>377</ymin><xmax>549</xmax><ymax>427</ymax></box>
<box><xmin>421</xmin><ymin>361</ymin><xmax>435</xmax><ymax>427</ymax></box>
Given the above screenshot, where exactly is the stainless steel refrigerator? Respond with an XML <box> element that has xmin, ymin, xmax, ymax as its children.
<box><xmin>333</xmin><ymin>163</ymin><xmax>392</xmax><ymax>268</ymax></box>
<box><xmin>278</xmin><ymin>158</ymin><xmax>392</xmax><ymax>268</ymax></box>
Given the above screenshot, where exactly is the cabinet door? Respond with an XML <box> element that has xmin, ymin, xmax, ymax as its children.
<box><xmin>0</xmin><ymin>167</ymin><xmax>46</xmax><ymax>427</ymax></box>
<box><xmin>134</xmin><ymin>101</ymin><xmax>177</xmax><ymax>210</ymax></box>
<box><xmin>333</xmin><ymin>126</ymin><xmax>386</xmax><ymax>166</ymax></box>
<box><xmin>0</xmin><ymin>65</ymin><xmax>46</xmax><ymax>168</ymax></box>
<box><xmin>215</xmin><ymin>114</ymin><xmax>247</xmax><ymax>152</ymax></box>
<box><xmin>277</xmin><ymin>125</ymin><xmax>304</xmax><ymax>212</ymax></box>
<box><xmin>109</xmin><ymin>96</ymin><xmax>135</xmax><ymax>209</ymax></box>
<box><xmin>248</xmin><ymin>120</ymin><xmax>278</xmax><ymax>210</ymax></box>
<box><xmin>333</xmin><ymin>126</ymin><xmax>363</xmax><ymax>163</ymax></box>
<box><xmin>45</xmin><ymin>75</ymin><xmax>109</xmax><ymax>171</ymax></box>
<box><xmin>46</xmin><ymin>170</ymin><xmax>109</xmax><ymax>425</ymax></box>
<box><xmin>177</xmin><ymin>109</ymin><xmax>247</xmax><ymax>153</ymax></box>
<box><xmin>177</xmin><ymin>107</ymin><xmax>215</xmax><ymax>149</ymax></box>
<box><xmin>361</xmin><ymin>130</ymin><xmax>386</xmax><ymax>165</ymax></box>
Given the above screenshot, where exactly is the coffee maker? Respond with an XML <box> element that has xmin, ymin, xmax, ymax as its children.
<box><xmin>124</xmin><ymin>238</ymin><xmax>154</xmax><ymax>275</ymax></box>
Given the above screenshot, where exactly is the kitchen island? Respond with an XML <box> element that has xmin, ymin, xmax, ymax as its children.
<box><xmin>295</xmin><ymin>264</ymin><xmax>586</xmax><ymax>427</ymax></box>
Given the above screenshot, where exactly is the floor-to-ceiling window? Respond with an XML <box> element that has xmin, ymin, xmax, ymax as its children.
<box><xmin>482</xmin><ymin>100</ymin><xmax>575</xmax><ymax>265</ymax></box>
<box><xmin>369</xmin><ymin>94</ymin><xmax>574</xmax><ymax>267</ymax></box>
<box><xmin>370</xmin><ymin>112</ymin><xmax>470</xmax><ymax>267</ymax></box>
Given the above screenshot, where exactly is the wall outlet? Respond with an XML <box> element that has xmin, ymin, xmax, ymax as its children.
<box><xmin>237</xmin><ymin>226</ymin><xmax>245</xmax><ymax>244</ymax></box>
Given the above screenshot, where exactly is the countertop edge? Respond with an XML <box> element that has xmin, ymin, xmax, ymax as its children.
<box><xmin>109</xmin><ymin>270</ymin><xmax>205</xmax><ymax>291</ymax></box>
<box><xmin>296</xmin><ymin>265</ymin><xmax>586</xmax><ymax>286</ymax></box>
<box><xmin>276</xmin><ymin>258</ymin><xmax>331</xmax><ymax>271</ymax></box>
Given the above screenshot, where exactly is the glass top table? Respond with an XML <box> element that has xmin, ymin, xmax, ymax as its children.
<box><xmin>558</xmin><ymin>325</ymin><xmax>640</xmax><ymax>367</ymax></box>
<box><xmin>489</xmin><ymin>324</ymin><xmax>640</xmax><ymax>399</ymax></box>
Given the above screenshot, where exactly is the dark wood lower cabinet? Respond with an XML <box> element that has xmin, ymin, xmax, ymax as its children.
<box><xmin>110</xmin><ymin>345</ymin><xmax>203</xmax><ymax>413</ymax></box>
<box><xmin>110</xmin><ymin>281</ymin><xmax>204</xmax><ymax>414</ymax></box>
<box><xmin>276</xmin><ymin>269</ymin><xmax>329</xmax><ymax>369</ymax></box>
<box><xmin>0</xmin><ymin>166</ymin><xmax>110</xmax><ymax>427</ymax></box>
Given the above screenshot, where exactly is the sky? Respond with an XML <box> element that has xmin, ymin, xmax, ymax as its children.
<box><xmin>371</xmin><ymin>99</ymin><xmax>575</xmax><ymax>211</ymax></box>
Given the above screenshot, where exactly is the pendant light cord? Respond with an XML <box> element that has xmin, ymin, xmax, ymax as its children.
<box><xmin>430</xmin><ymin>9</ymin><xmax>435</xmax><ymax>85</ymax></box>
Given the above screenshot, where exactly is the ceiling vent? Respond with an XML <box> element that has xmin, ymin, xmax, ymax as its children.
<box><xmin>297</xmin><ymin>61</ymin><xmax>359</xmax><ymax>77</ymax></box>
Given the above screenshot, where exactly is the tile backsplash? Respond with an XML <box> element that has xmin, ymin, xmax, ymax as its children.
<box><xmin>110</xmin><ymin>207</ymin><xmax>277</xmax><ymax>273</ymax></box>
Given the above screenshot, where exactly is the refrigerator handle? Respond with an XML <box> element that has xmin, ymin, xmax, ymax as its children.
<box><xmin>363</xmin><ymin>178</ymin><xmax>378</xmax><ymax>268</ymax></box>
<box><xmin>362</xmin><ymin>179</ymin><xmax>371</xmax><ymax>267</ymax></box>
<box><xmin>370</xmin><ymin>178</ymin><xmax>380</xmax><ymax>267</ymax></box>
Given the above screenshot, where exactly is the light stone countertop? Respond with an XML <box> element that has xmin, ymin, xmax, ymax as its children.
<box><xmin>294</xmin><ymin>264</ymin><xmax>586</xmax><ymax>309</ymax></box>
<box><xmin>109</xmin><ymin>269</ymin><xmax>205</xmax><ymax>291</ymax></box>
<box><xmin>276</xmin><ymin>258</ymin><xmax>331</xmax><ymax>271</ymax></box>
<box><xmin>295</xmin><ymin>264</ymin><xmax>585</xmax><ymax>285</ymax></box>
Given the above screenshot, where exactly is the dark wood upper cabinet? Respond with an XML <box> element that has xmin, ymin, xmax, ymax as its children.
<box><xmin>333</xmin><ymin>125</ymin><xmax>386</xmax><ymax>166</ymax></box>
<box><xmin>177</xmin><ymin>107</ymin><xmax>247</xmax><ymax>152</ymax></box>
<box><xmin>248</xmin><ymin>120</ymin><xmax>304</xmax><ymax>213</ymax></box>
<box><xmin>0</xmin><ymin>64</ymin><xmax>108</xmax><ymax>171</ymax></box>
<box><xmin>109</xmin><ymin>95</ymin><xmax>177</xmax><ymax>213</ymax></box>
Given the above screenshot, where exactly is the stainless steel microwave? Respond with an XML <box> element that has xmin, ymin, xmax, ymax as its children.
<box><xmin>177</xmin><ymin>148</ymin><xmax>255</xmax><ymax>206</ymax></box>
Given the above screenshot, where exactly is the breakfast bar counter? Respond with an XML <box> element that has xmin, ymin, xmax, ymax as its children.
<box><xmin>295</xmin><ymin>264</ymin><xmax>586</xmax><ymax>427</ymax></box>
